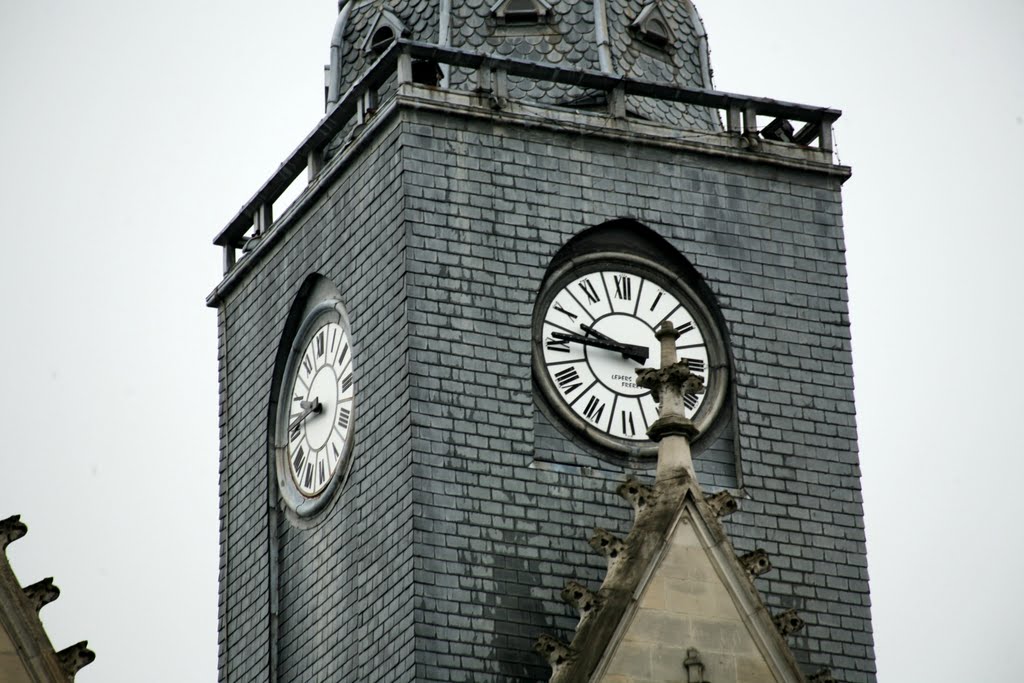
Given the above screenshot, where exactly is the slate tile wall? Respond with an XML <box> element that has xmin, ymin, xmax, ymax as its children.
<box><xmin>216</xmin><ymin>101</ymin><xmax>872</xmax><ymax>683</ymax></box>
<box><xmin>217</xmin><ymin>119</ymin><xmax>416</xmax><ymax>683</ymax></box>
<box><xmin>400</xmin><ymin>110</ymin><xmax>873</xmax><ymax>683</ymax></box>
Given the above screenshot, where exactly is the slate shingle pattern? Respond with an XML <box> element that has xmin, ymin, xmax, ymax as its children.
<box><xmin>329</xmin><ymin>0</ymin><xmax>718</xmax><ymax>130</ymax></box>
<box><xmin>217</xmin><ymin>106</ymin><xmax>873</xmax><ymax>683</ymax></box>
<box><xmin>604</xmin><ymin>0</ymin><xmax>720</xmax><ymax>129</ymax></box>
<box><xmin>447</xmin><ymin>0</ymin><xmax>599</xmax><ymax>104</ymax></box>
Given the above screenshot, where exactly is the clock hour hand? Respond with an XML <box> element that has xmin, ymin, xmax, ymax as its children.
<box><xmin>288</xmin><ymin>398</ymin><xmax>322</xmax><ymax>432</ymax></box>
<box><xmin>579</xmin><ymin>324</ymin><xmax>650</xmax><ymax>364</ymax></box>
<box><xmin>551</xmin><ymin>331</ymin><xmax>649</xmax><ymax>364</ymax></box>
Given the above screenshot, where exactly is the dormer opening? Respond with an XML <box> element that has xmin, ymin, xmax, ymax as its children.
<box><xmin>490</xmin><ymin>0</ymin><xmax>552</xmax><ymax>25</ymax></box>
<box><xmin>631</xmin><ymin>3</ymin><xmax>676</xmax><ymax>50</ymax></box>
<box><xmin>361</xmin><ymin>9</ymin><xmax>407</xmax><ymax>55</ymax></box>
<box><xmin>370</xmin><ymin>26</ymin><xmax>395</xmax><ymax>54</ymax></box>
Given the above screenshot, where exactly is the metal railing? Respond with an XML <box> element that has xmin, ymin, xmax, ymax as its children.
<box><xmin>213</xmin><ymin>40</ymin><xmax>842</xmax><ymax>275</ymax></box>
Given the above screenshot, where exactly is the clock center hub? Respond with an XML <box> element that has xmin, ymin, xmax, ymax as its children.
<box><xmin>585</xmin><ymin>314</ymin><xmax>658</xmax><ymax>397</ymax></box>
<box><xmin>305</xmin><ymin>367</ymin><xmax>339</xmax><ymax>449</ymax></box>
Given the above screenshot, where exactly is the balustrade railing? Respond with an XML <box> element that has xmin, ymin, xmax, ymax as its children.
<box><xmin>213</xmin><ymin>40</ymin><xmax>842</xmax><ymax>276</ymax></box>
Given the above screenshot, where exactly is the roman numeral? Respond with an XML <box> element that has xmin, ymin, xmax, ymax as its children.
<box><xmin>318</xmin><ymin>461</ymin><xmax>326</xmax><ymax>487</ymax></box>
<box><xmin>677</xmin><ymin>321</ymin><xmax>695</xmax><ymax>335</ymax></box>
<box><xmin>289</xmin><ymin>422</ymin><xmax>303</xmax><ymax>442</ymax></box>
<box><xmin>554</xmin><ymin>303</ymin><xmax>578</xmax><ymax>321</ymax></box>
<box><xmin>292</xmin><ymin>393</ymin><xmax>304</xmax><ymax>402</ymax></box>
<box><xmin>579</xmin><ymin>278</ymin><xmax>600</xmax><ymax>304</ymax></box>
<box><xmin>682</xmin><ymin>357</ymin><xmax>705</xmax><ymax>372</ymax></box>
<box><xmin>614</xmin><ymin>275</ymin><xmax>632</xmax><ymax>300</ymax></box>
<box><xmin>684</xmin><ymin>393</ymin><xmax>698</xmax><ymax>410</ymax></box>
<box><xmin>650</xmin><ymin>291</ymin><xmax>664</xmax><ymax>311</ymax></box>
<box><xmin>337</xmin><ymin>407</ymin><xmax>351</xmax><ymax>430</ymax></box>
<box><xmin>545</xmin><ymin>336</ymin><xmax>570</xmax><ymax>353</ymax></box>
<box><xmin>315</xmin><ymin>331</ymin><xmax>326</xmax><ymax>357</ymax></box>
<box><xmin>304</xmin><ymin>463</ymin><xmax>314</xmax><ymax>489</ymax></box>
<box><xmin>554</xmin><ymin>366</ymin><xmax>582</xmax><ymax>395</ymax></box>
<box><xmin>337</xmin><ymin>343</ymin><xmax>349</xmax><ymax>367</ymax></box>
<box><xmin>342</xmin><ymin>373</ymin><xmax>353</xmax><ymax>392</ymax></box>
<box><xmin>583</xmin><ymin>396</ymin><xmax>605</xmax><ymax>424</ymax></box>
<box><xmin>621</xmin><ymin>410</ymin><xmax>636</xmax><ymax>436</ymax></box>
<box><xmin>302</xmin><ymin>356</ymin><xmax>313</xmax><ymax>375</ymax></box>
<box><xmin>292</xmin><ymin>446</ymin><xmax>305</xmax><ymax>472</ymax></box>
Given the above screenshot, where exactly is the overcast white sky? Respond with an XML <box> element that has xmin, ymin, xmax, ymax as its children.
<box><xmin>0</xmin><ymin>1</ymin><xmax>1021</xmax><ymax>681</ymax></box>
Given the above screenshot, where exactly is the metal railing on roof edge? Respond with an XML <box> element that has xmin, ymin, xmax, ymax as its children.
<box><xmin>213</xmin><ymin>39</ymin><xmax>842</xmax><ymax>275</ymax></box>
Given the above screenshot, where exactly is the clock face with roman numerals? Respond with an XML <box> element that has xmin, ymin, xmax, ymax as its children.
<box><xmin>276</xmin><ymin>299</ymin><xmax>356</xmax><ymax>513</ymax></box>
<box><xmin>533</xmin><ymin>259</ymin><xmax>726</xmax><ymax>456</ymax></box>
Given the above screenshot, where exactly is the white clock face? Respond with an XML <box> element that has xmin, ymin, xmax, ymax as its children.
<box><xmin>538</xmin><ymin>269</ymin><xmax>711</xmax><ymax>442</ymax></box>
<box><xmin>284</xmin><ymin>320</ymin><xmax>354</xmax><ymax>497</ymax></box>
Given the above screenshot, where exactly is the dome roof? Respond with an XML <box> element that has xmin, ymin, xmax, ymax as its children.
<box><xmin>327</xmin><ymin>0</ymin><xmax>718</xmax><ymax>130</ymax></box>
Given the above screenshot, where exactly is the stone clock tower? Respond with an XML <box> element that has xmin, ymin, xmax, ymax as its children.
<box><xmin>208</xmin><ymin>2</ymin><xmax>874</xmax><ymax>682</ymax></box>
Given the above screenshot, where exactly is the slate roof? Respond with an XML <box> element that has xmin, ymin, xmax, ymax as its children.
<box><xmin>329</xmin><ymin>0</ymin><xmax>720</xmax><ymax>130</ymax></box>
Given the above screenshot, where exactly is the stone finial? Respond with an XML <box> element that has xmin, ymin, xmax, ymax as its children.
<box><xmin>535</xmin><ymin>634</ymin><xmax>574</xmax><ymax>671</ymax></box>
<box><xmin>706</xmin><ymin>490</ymin><xmax>739</xmax><ymax>517</ymax></box>
<box><xmin>1</xmin><ymin>515</ymin><xmax>28</xmax><ymax>551</ymax></box>
<box><xmin>634</xmin><ymin>321</ymin><xmax>705</xmax><ymax>481</ymax></box>
<box><xmin>773</xmin><ymin>609</ymin><xmax>805</xmax><ymax>637</ymax></box>
<box><xmin>739</xmin><ymin>550</ymin><xmax>772</xmax><ymax>578</ymax></box>
<box><xmin>57</xmin><ymin>641</ymin><xmax>95</xmax><ymax>677</ymax></box>
<box><xmin>808</xmin><ymin>668</ymin><xmax>837</xmax><ymax>683</ymax></box>
<box><xmin>616</xmin><ymin>476</ymin><xmax>655</xmax><ymax>516</ymax></box>
<box><xmin>634</xmin><ymin>321</ymin><xmax>705</xmax><ymax>429</ymax></box>
<box><xmin>561</xmin><ymin>580</ymin><xmax>600</xmax><ymax>621</ymax></box>
<box><xmin>23</xmin><ymin>578</ymin><xmax>60</xmax><ymax>612</ymax></box>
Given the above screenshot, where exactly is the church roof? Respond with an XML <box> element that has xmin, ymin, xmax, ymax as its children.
<box><xmin>326</xmin><ymin>0</ymin><xmax>718</xmax><ymax>129</ymax></box>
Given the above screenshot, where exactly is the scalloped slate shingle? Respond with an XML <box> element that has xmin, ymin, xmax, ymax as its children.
<box><xmin>329</xmin><ymin>0</ymin><xmax>718</xmax><ymax>129</ymax></box>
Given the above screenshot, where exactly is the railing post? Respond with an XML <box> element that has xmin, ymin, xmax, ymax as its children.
<box><xmin>254</xmin><ymin>203</ymin><xmax>272</xmax><ymax>236</ymax></box>
<box><xmin>608</xmin><ymin>83</ymin><xmax>626</xmax><ymax>119</ymax></box>
<box><xmin>222</xmin><ymin>245</ymin><xmax>236</xmax><ymax>275</ymax></box>
<box><xmin>493</xmin><ymin>67</ymin><xmax>508</xmax><ymax>107</ymax></box>
<box><xmin>726</xmin><ymin>103</ymin><xmax>742</xmax><ymax>133</ymax></box>
<box><xmin>819</xmin><ymin>115</ymin><xmax>835</xmax><ymax>153</ymax></box>
<box><xmin>475</xmin><ymin>61</ymin><xmax>493</xmax><ymax>94</ymax></box>
<box><xmin>396</xmin><ymin>50</ymin><xmax>413</xmax><ymax>85</ymax></box>
<box><xmin>307</xmin><ymin>148</ymin><xmax>323</xmax><ymax>183</ymax></box>
<box><xmin>743</xmin><ymin>105</ymin><xmax>758</xmax><ymax>135</ymax></box>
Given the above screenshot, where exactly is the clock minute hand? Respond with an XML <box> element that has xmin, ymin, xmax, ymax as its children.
<box><xmin>288</xmin><ymin>398</ymin><xmax>322</xmax><ymax>432</ymax></box>
<box><xmin>579</xmin><ymin>324</ymin><xmax>650</xmax><ymax>364</ymax></box>
<box><xmin>551</xmin><ymin>331</ymin><xmax>649</xmax><ymax>364</ymax></box>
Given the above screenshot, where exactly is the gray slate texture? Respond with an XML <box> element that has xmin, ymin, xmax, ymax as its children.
<box><xmin>330</xmin><ymin>0</ymin><xmax>717</xmax><ymax>130</ymax></box>
<box><xmin>215</xmin><ymin>106</ymin><xmax>873</xmax><ymax>682</ymax></box>
<box><xmin>217</xmin><ymin>119</ymin><xmax>417</xmax><ymax>683</ymax></box>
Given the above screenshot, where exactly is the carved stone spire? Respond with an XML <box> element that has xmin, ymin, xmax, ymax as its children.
<box><xmin>635</xmin><ymin>320</ymin><xmax>705</xmax><ymax>482</ymax></box>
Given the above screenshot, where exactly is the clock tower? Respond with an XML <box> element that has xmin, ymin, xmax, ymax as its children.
<box><xmin>208</xmin><ymin>2</ymin><xmax>874</xmax><ymax>682</ymax></box>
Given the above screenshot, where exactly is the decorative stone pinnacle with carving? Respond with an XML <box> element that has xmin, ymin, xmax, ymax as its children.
<box><xmin>616</xmin><ymin>476</ymin><xmax>655</xmax><ymax>517</ymax></box>
<box><xmin>739</xmin><ymin>549</ymin><xmax>772</xmax><ymax>578</ymax></box>
<box><xmin>773</xmin><ymin>608</ymin><xmax>805</xmax><ymax>637</ymax></box>
<box><xmin>23</xmin><ymin>577</ymin><xmax>61</xmax><ymax>612</ymax></box>
<box><xmin>534</xmin><ymin>634</ymin><xmax>574</xmax><ymax>671</ymax></box>
<box><xmin>706</xmin><ymin>490</ymin><xmax>739</xmax><ymax>517</ymax></box>
<box><xmin>635</xmin><ymin>321</ymin><xmax>704</xmax><ymax>442</ymax></box>
<box><xmin>588</xmin><ymin>529</ymin><xmax>625</xmax><ymax>567</ymax></box>
<box><xmin>561</xmin><ymin>580</ymin><xmax>601</xmax><ymax>621</ymax></box>
<box><xmin>1</xmin><ymin>515</ymin><xmax>28</xmax><ymax>551</ymax></box>
<box><xmin>58</xmin><ymin>641</ymin><xmax>96</xmax><ymax>677</ymax></box>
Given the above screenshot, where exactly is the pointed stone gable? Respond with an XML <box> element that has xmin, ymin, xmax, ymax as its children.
<box><xmin>537</xmin><ymin>474</ymin><xmax>825</xmax><ymax>683</ymax></box>
<box><xmin>598</xmin><ymin>496</ymin><xmax>794</xmax><ymax>682</ymax></box>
